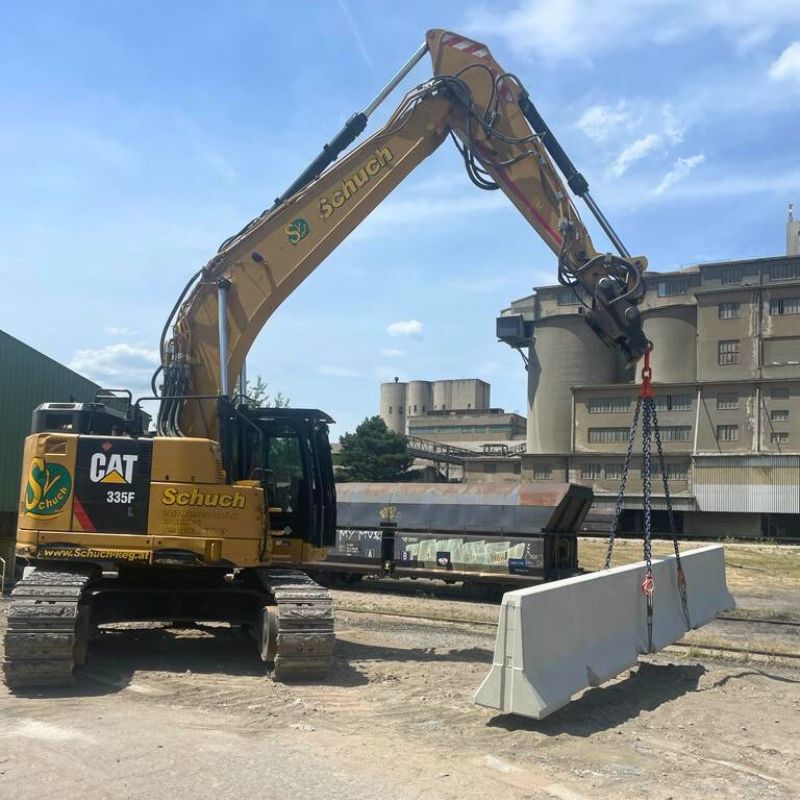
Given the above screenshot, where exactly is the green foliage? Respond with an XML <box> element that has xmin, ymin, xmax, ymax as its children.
<box><xmin>338</xmin><ymin>416</ymin><xmax>413</xmax><ymax>482</ymax></box>
<box><xmin>245</xmin><ymin>374</ymin><xmax>290</xmax><ymax>408</ymax></box>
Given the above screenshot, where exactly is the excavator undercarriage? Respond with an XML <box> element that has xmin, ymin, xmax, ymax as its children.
<box><xmin>4</xmin><ymin>564</ymin><xmax>335</xmax><ymax>688</ymax></box>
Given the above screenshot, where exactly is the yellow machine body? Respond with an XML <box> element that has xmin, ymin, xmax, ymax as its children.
<box><xmin>15</xmin><ymin>431</ymin><xmax>325</xmax><ymax>570</ymax></box>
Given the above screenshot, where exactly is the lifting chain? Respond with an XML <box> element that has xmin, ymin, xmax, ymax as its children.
<box><xmin>604</xmin><ymin>344</ymin><xmax>691</xmax><ymax>653</ymax></box>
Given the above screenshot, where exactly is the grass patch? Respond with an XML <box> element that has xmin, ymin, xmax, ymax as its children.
<box><xmin>579</xmin><ymin>537</ymin><xmax>800</xmax><ymax>592</ymax></box>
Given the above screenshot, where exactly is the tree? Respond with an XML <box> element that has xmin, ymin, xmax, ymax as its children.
<box><xmin>338</xmin><ymin>416</ymin><xmax>413</xmax><ymax>482</ymax></box>
<box><xmin>245</xmin><ymin>374</ymin><xmax>290</xmax><ymax>408</ymax></box>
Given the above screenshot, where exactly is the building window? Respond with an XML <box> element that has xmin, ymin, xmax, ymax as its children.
<box><xmin>770</xmin><ymin>387</ymin><xmax>790</xmax><ymax>399</ymax></box>
<box><xmin>557</xmin><ymin>286</ymin><xmax>588</xmax><ymax>306</ymax></box>
<box><xmin>513</xmin><ymin>462</ymin><xmax>521</xmax><ymax>475</ymax></box>
<box><xmin>657</xmin><ymin>279</ymin><xmax>689</xmax><ymax>297</ymax></box>
<box><xmin>716</xmin><ymin>424</ymin><xmax>739</xmax><ymax>442</ymax></box>
<box><xmin>769</xmin><ymin>297</ymin><xmax>800</xmax><ymax>315</ymax></box>
<box><xmin>718</xmin><ymin>339</ymin><xmax>740</xmax><ymax>365</ymax></box>
<box><xmin>422</xmin><ymin>405</ymin><xmax>426</xmax><ymax>412</ymax></box>
<box><xmin>721</xmin><ymin>267</ymin><xmax>742</xmax><ymax>285</ymax></box>
<box><xmin>769</xmin><ymin>262</ymin><xmax>800</xmax><ymax>282</ymax></box>
<box><xmin>654</xmin><ymin>394</ymin><xmax>692</xmax><ymax>412</ymax></box>
<box><xmin>388</xmin><ymin>406</ymin><xmax>393</xmax><ymax>414</ymax></box>
<box><xmin>533</xmin><ymin>466</ymin><xmax>552</xmax><ymax>480</ymax></box>
<box><xmin>588</xmin><ymin>428</ymin><xmax>630</xmax><ymax>444</ymax></box>
<box><xmin>661</xmin><ymin>426</ymin><xmax>692</xmax><ymax>442</ymax></box>
<box><xmin>413</xmin><ymin>404</ymin><xmax>417</xmax><ymax>413</ymax></box>
<box><xmin>718</xmin><ymin>302</ymin><xmax>740</xmax><ymax>320</ymax></box>
<box><xmin>588</xmin><ymin>396</ymin><xmax>631</xmax><ymax>414</ymax></box>
<box><xmin>399</xmin><ymin>407</ymin><xmax>403</xmax><ymax>414</ymax></box>
<box><xmin>771</xmin><ymin>432</ymin><xmax>789</xmax><ymax>444</ymax></box>
<box><xmin>716</xmin><ymin>392</ymin><xmax>739</xmax><ymax>410</ymax></box>
<box><xmin>581</xmin><ymin>463</ymin><xmax>603</xmax><ymax>480</ymax></box>
<box><xmin>604</xmin><ymin>463</ymin><xmax>623</xmax><ymax>480</ymax></box>
<box><xmin>484</xmin><ymin>463</ymin><xmax>498</xmax><ymax>474</ymax></box>
<box><xmin>771</xmin><ymin>409</ymin><xmax>790</xmax><ymax>422</ymax></box>
<box><xmin>666</xmin><ymin>463</ymin><xmax>689</xmax><ymax>480</ymax></box>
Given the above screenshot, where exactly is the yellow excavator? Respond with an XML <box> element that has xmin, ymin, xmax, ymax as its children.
<box><xmin>4</xmin><ymin>29</ymin><xmax>650</xmax><ymax>688</ymax></box>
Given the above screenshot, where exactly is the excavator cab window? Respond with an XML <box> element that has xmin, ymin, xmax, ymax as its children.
<box><xmin>262</xmin><ymin>425</ymin><xmax>305</xmax><ymax>516</ymax></box>
<box><xmin>234</xmin><ymin>408</ymin><xmax>336</xmax><ymax>549</ymax></box>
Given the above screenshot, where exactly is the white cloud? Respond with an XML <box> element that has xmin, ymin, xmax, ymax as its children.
<box><xmin>386</xmin><ymin>319</ymin><xmax>423</xmax><ymax>338</ymax></box>
<box><xmin>661</xmin><ymin>105</ymin><xmax>686</xmax><ymax>145</ymax></box>
<box><xmin>68</xmin><ymin>343</ymin><xmax>159</xmax><ymax>396</ymax></box>
<box><xmin>576</xmin><ymin>102</ymin><xmax>633</xmax><ymax>142</ymax></box>
<box><xmin>465</xmin><ymin>0</ymin><xmax>799</xmax><ymax>61</ymax></box>
<box><xmin>654</xmin><ymin>153</ymin><xmax>706</xmax><ymax>195</ymax></box>
<box><xmin>610</xmin><ymin>133</ymin><xmax>662</xmax><ymax>177</ymax></box>
<box><xmin>348</xmin><ymin>174</ymin><xmax>508</xmax><ymax>242</ymax></box>
<box><xmin>317</xmin><ymin>365</ymin><xmax>360</xmax><ymax>377</ymax></box>
<box><xmin>380</xmin><ymin>348</ymin><xmax>405</xmax><ymax>357</ymax></box>
<box><xmin>103</xmin><ymin>326</ymin><xmax>137</xmax><ymax>337</ymax></box>
<box><xmin>769</xmin><ymin>41</ymin><xmax>800</xmax><ymax>85</ymax></box>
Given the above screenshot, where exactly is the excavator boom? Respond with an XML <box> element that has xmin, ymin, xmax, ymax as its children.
<box><xmin>158</xmin><ymin>29</ymin><xmax>648</xmax><ymax>441</ymax></box>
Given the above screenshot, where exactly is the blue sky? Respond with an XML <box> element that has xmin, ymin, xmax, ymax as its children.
<box><xmin>1</xmin><ymin>1</ymin><xmax>799</xmax><ymax>436</ymax></box>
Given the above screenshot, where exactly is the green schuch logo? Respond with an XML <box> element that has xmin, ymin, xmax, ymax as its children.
<box><xmin>24</xmin><ymin>457</ymin><xmax>73</xmax><ymax>517</ymax></box>
<box><xmin>285</xmin><ymin>218</ymin><xmax>309</xmax><ymax>245</ymax></box>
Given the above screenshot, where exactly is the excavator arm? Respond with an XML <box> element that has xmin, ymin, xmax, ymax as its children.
<box><xmin>157</xmin><ymin>29</ymin><xmax>648</xmax><ymax>441</ymax></box>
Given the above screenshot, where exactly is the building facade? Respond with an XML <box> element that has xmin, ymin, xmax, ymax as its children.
<box><xmin>495</xmin><ymin>223</ymin><xmax>800</xmax><ymax>538</ymax></box>
<box><xmin>408</xmin><ymin>408</ymin><xmax>527</xmax><ymax>443</ymax></box>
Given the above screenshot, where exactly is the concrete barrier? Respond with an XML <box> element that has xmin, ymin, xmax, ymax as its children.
<box><xmin>475</xmin><ymin>545</ymin><xmax>734</xmax><ymax>720</ymax></box>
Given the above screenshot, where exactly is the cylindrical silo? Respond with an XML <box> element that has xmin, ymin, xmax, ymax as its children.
<box><xmin>642</xmin><ymin>306</ymin><xmax>697</xmax><ymax>383</ymax></box>
<box><xmin>380</xmin><ymin>379</ymin><xmax>407</xmax><ymax>434</ymax></box>
<box><xmin>527</xmin><ymin>317</ymin><xmax>616</xmax><ymax>453</ymax></box>
<box><xmin>407</xmin><ymin>380</ymin><xmax>432</xmax><ymax>419</ymax></box>
<box><xmin>432</xmin><ymin>380</ymin><xmax>453</xmax><ymax>411</ymax></box>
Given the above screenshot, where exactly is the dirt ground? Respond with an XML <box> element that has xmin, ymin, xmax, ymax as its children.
<box><xmin>1</xmin><ymin>539</ymin><xmax>799</xmax><ymax>800</ymax></box>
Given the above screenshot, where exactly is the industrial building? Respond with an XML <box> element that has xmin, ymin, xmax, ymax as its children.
<box><xmin>379</xmin><ymin>377</ymin><xmax>526</xmax><ymax>448</ymax></box>
<box><xmin>380</xmin><ymin>377</ymin><xmax>491</xmax><ymax>434</ymax></box>
<box><xmin>0</xmin><ymin>330</ymin><xmax>103</xmax><ymax>579</ymax></box>
<box><xmin>492</xmin><ymin>213</ymin><xmax>800</xmax><ymax>538</ymax></box>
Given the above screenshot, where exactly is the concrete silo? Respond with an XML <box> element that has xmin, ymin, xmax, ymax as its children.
<box><xmin>407</xmin><ymin>380</ymin><xmax>432</xmax><ymax>420</ymax></box>
<box><xmin>380</xmin><ymin>378</ymin><xmax>407</xmax><ymax>434</ymax></box>
<box><xmin>432</xmin><ymin>380</ymin><xmax>453</xmax><ymax>411</ymax></box>
<box><xmin>527</xmin><ymin>316</ymin><xmax>616</xmax><ymax>453</ymax></box>
<box><xmin>643</xmin><ymin>305</ymin><xmax>698</xmax><ymax>383</ymax></box>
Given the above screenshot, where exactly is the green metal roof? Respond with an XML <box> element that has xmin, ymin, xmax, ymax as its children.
<box><xmin>0</xmin><ymin>329</ymin><xmax>99</xmax><ymax>513</ymax></box>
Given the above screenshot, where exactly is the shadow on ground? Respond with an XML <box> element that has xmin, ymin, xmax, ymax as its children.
<box><xmin>487</xmin><ymin>661</ymin><xmax>707</xmax><ymax>736</ymax></box>
<box><xmin>335</xmin><ymin>637</ymin><xmax>493</xmax><ymax>665</ymax></box>
<box><xmin>7</xmin><ymin>623</ymin><xmax>367</xmax><ymax>699</ymax></box>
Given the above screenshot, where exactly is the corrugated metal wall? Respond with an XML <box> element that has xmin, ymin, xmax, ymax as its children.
<box><xmin>694</xmin><ymin>455</ymin><xmax>800</xmax><ymax>513</ymax></box>
<box><xmin>0</xmin><ymin>330</ymin><xmax>99</xmax><ymax>513</ymax></box>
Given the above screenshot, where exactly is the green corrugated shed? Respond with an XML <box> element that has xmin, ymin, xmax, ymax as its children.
<box><xmin>0</xmin><ymin>329</ymin><xmax>100</xmax><ymax>513</ymax></box>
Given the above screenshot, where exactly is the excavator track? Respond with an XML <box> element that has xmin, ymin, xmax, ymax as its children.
<box><xmin>255</xmin><ymin>569</ymin><xmax>335</xmax><ymax>681</ymax></box>
<box><xmin>3</xmin><ymin>569</ymin><xmax>92</xmax><ymax>689</ymax></box>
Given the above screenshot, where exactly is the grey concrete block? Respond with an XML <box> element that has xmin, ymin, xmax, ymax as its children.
<box><xmin>474</xmin><ymin>545</ymin><xmax>734</xmax><ymax>720</ymax></box>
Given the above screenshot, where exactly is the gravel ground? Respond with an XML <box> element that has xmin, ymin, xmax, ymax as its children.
<box><xmin>1</xmin><ymin>541</ymin><xmax>799</xmax><ymax>800</ymax></box>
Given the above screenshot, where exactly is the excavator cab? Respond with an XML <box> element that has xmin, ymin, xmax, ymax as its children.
<box><xmin>232</xmin><ymin>407</ymin><xmax>337</xmax><ymax>550</ymax></box>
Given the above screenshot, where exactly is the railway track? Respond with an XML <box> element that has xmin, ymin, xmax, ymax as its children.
<box><xmin>336</xmin><ymin>605</ymin><xmax>800</xmax><ymax>662</ymax></box>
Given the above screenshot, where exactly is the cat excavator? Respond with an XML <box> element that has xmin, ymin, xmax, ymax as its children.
<box><xmin>4</xmin><ymin>29</ymin><xmax>651</xmax><ymax>688</ymax></box>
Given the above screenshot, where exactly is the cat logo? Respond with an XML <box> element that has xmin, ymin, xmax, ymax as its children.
<box><xmin>89</xmin><ymin>450</ymin><xmax>139</xmax><ymax>484</ymax></box>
